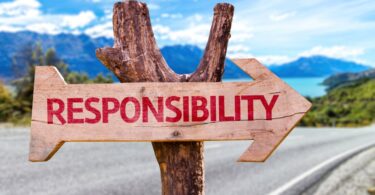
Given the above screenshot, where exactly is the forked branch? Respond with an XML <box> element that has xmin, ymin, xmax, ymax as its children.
<box><xmin>95</xmin><ymin>1</ymin><xmax>234</xmax><ymax>194</ymax></box>
<box><xmin>96</xmin><ymin>1</ymin><xmax>234</xmax><ymax>83</ymax></box>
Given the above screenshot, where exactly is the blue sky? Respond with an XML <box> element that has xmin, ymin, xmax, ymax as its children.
<box><xmin>0</xmin><ymin>0</ymin><xmax>374</xmax><ymax>66</ymax></box>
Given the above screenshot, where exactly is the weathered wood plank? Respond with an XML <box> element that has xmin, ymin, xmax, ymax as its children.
<box><xmin>30</xmin><ymin>59</ymin><xmax>311</xmax><ymax>162</ymax></box>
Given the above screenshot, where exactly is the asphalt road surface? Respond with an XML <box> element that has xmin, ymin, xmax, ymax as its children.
<box><xmin>0</xmin><ymin>125</ymin><xmax>374</xmax><ymax>195</ymax></box>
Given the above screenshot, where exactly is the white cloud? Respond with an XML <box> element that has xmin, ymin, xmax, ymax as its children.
<box><xmin>85</xmin><ymin>12</ymin><xmax>209</xmax><ymax>42</ymax></box>
<box><xmin>150</xmin><ymin>14</ymin><xmax>211</xmax><ymax>46</ymax></box>
<box><xmin>227</xmin><ymin>42</ymin><xmax>293</xmax><ymax>65</ymax></box>
<box><xmin>229</xmin><ymin>44</ymin><xmax>251</xmax><ymax>53</ymax></box>
<box><xmin>147</xmin><ymin>3</ymin><xmax>160</xmax><ymax>10</ymax></box>
<box><xmin>1</xmin><ymin>0</ymin><xmax>372</xmax><ymax>66</ymax></box>
<box><xmin>227</xmin><ymin>52</ymin><xmax>253</xmax><ymax>59</ymax></box>
<box><xmin>227</xmin><ymin>52</ymin><xmax>293</xmax><ymax>65</ymax></box>
<box><xmin>269</xmin><ymin>11</ymin><xmax>296</xmax><ymax>22</ymax></box>
<box><xmin>187</xmin><ymin>14</ymin><xmax>203</xmax><ymax>23</ymax></box>
<box><xmin>299</xmin><ymin>46</ymin><xmax>365</xmax><ymax>59</ymax></box>
<box><xmin>161</xmin><ymin>13</ymin><xmax>183</xmax><ymax>19</ymax></box>
<box><xmin>229</xmin><ymin>0</ymin><xmax>375</xmax><ymax>68</ymax></box>
<box><xmin>257</xmin><ymin>55</ymin><xmax>293</xmax><ymax>65</ymax></box>
<box><xmin>152</xmin><ymin>13</ymin><xmax>255</xmax><ymax>48</ymax></box>
<box><xmin>25</xmin><ymin>23</ymin><xmax>60</xmax><ymax>34</ymax></box>
<box><xmin>84</xmin><ymin>22</ymin><xmax>113</xmax><ymax>38</ymax></box>
<box><xmin>62</xmin><ymin>11</ymin><xmax>96</xmax><ymax>29</ymax></box>
<box><xmin>0</xmin><ymin>0</ymin><xmax>41</xmax><ymax>17</ymax></box>
<box><xmin>0</xmin><ymin>25</ymin><xmax>23</xmax><ymax>32</ymax></box>
<box><xmin>0</xmin><ymin>0</ymin><xmax>96</xmax><ymax>34</ymax></box>
<box><xmin>227</xmin><ymin>45</ymin><xmax>366</xmax><ymax>66</ymax></box>
<box><xmin>153</xmin><ymin>25</ymin><xmax>170</xmax><ymax>34</ymax></box>
<box><xmin>153</xmin><ymin>23</ymin><xmax>210</xmax><ymax>46</ymax></box>
<box><xmin>230</xmin><ymin>17</ymin><xmax>254</xmax><ymax>43</ymax></box>
<box><xmin>227</xmin><ymin>44</ymin><xmax>251</xmax><ymax>58</ymax></box>
<box><xmin>256</xmin><ymin>46</ymin><xmax>366</xmax><ymax>65</ymax></box>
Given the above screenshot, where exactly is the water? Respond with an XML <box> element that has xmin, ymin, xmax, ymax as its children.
<box><xmin>7</xmin><ymin>79</ymin><xmax>327</xmax><ymax>98</ymax></box>
<box><xmin>224</xmin><ymin>77</ymin><xmax>327</xmax><ymax>97</ymax></box>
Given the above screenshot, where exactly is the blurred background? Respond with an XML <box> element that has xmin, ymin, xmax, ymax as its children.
<box><xmin>0</xmin><ymin>0</ymin><xmax>374</xmax><ymax>195</ymax></box>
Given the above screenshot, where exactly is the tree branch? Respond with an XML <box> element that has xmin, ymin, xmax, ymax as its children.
<box><xmin>95</xmin><ymin>1</ymin><xmax>234</xmax><ymax>194</ymax></box>
<box><xmin>188</xmin><ymin>3</ymin><xmax>234</xmax><ymax>82</ymax></box>
<box><xmin>96</xmin><ymin>1</ymin><xmax>181</xmax><ymax>82</ymax></box>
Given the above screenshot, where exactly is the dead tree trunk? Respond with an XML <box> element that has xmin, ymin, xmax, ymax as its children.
<box><xmin>96</xmin><ymin>1</ymin><xmax>234</xmax><ymax>194</ymax></box>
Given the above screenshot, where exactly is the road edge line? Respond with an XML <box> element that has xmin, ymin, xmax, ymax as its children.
<box><xmin>268</xmin><ymin>141</ymin><xmax>375</xmax><ymax>195</ymax></box>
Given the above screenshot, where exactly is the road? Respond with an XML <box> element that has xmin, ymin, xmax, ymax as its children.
<box><xmin>0</xmin><ymin>125</ymin><xmax>374</xmax><ymax>195</ymax></box>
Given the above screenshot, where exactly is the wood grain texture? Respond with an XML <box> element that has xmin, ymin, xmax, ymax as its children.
<box><xmin>95</xmin><ymin>1</ymin><xmax>233</xmax><ymax>194</ymax></box>
<box><xmin>30</xmin><ymin>59</ymin><xmax>311</xmax><ymax>162</ymax></box>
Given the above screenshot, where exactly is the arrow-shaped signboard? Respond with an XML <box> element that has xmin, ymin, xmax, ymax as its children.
<box><xmin>30</xmin><ymin>58</ymin><xmax>311</xmax><ymax>162</ymax></box>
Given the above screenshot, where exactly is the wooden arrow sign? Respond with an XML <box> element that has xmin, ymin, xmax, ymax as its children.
<box><xmin>30</xmin><ymin>58</ymin><xmax>311</xmax><ymax>162</ymax></box>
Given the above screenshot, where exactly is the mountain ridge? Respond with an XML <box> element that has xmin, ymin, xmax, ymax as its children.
<box><xmin>323</xmin><ymin>68</ymin><xmax>375</xmax><ymax>90</ymax></box>
<box><xmin>0</xmin><ymin>31</ymin><xmax>371</xmax><ymax>81</ymax></box>
<box><xmin>269</xmin><ymin>55</ymin><xmax>370</xmax><ymax>77</ymax></box>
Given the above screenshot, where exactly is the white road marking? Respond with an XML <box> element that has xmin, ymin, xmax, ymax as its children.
<box><xmin>268</xmin><ymin>141</ymin><xmax>375</xmax><ymax>195</ymax></box>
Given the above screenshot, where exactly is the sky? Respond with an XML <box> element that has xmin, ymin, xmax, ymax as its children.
<box><xmin>0</xmin><ymin>0</ymin><xmax>374</xmax><ymax>66</ymax></box>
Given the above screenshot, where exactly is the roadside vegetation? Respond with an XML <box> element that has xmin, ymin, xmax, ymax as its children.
<box><xmin>0</xmin><ymin>43</ymin><xmax>374</xmax><ymax>127</ymax></box>
<box><xmin>0</xmin><ymin>81</ymin><xmax>15</xmax><ymax>123</ymax></box>
<box><xmin>300</xmin><ymin>78</ymin><xmax>375</xmax><ymax>127</ymax></box>
<box><xmin>0</xmin><ymin>43</ymin><xmax>113</xmax><ymax>125</ymax></box>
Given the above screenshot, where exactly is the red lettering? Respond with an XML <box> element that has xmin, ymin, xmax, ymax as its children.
<box><xmin>142</xmin><ymin>97</ymin><xmax>164</xmax><ymax>122</ymax></box>
<box><xmin>192</xmin><ymin>96</ymin><xmax>209</xmax><ymax>122</ymax></box>
<box><xmin>102</xmin><ymin>98</ymin><xmax>120</xmax><ymax>123</ymax></box>
<box><xmin>47</xmin><ymin>98</ymin><xmax>66</xmax><ymax>125</ymax></box>
<box><xmin>260</xmin><ymin>95</ymin><xmax>279</xmax><ymax>120</ymax></box>
<box><xmin>219</xmin><ymin>96</ymin><xmax>235</xmax><ymax>121</ymax></box>
<box><xmin>85</xmin><ymin>97</ymin><xmax>101</xmax><ymax>124</ymax></box>
<box><xmin>165</xmin><ymin>96</ymin><xmax>182</xmax><ymax>122</ymax></box>
<box><xmin>67</xmin><ymin>98</ymin><xmax>84</xmax><ymax>124</ymax></box>
<box><xmin>120</xmin><ymin>97</ymin><xmax>140</xmax><ymax>123</ymax></box>
<box><xmin>235</xmin><ymin>95</ymin><xmax>241</xmax><ymax>121</ymax></box>
<box><xmin>241</xmin><ymin>95</ymin><xmax>259</xmax><ymax>120</ymax></box>
<box><xmin>210</xmin><ymin>96</ymin><xmax>217</xmax><ymax>122</ymax></box>
<box><xmin>183</xmin><ymin>96</ymin><xmax>189</xmax><ymax>122</ymax></box>
<box><xmin>45</xmin><ymin>94</ymin><xmax>279</xmax><ymax>124</ymax></box>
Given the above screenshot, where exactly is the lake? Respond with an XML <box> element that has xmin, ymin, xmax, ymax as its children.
<box><xmin>224</xmin><ymin>77</ymin><xmax>327</xmax><ymax>97</ymax></box>
<box><xmin>7</xmin><ymin>77</ymin><xmax>327</xmax><ymax>97</ymax></box>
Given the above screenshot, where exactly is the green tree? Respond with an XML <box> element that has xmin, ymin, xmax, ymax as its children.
<box><xmin>66</xmin><ymin>72</ymin><xmax>90</xmax><ymax>84</ymax></box>
<box><xmin>11</xmin><ymin>44</ymin><xmax>33</xmax><ymax>78</ymax></box>
<box><xmin>0</xmin><ymin>82</ymin><xmax>14</xmax><ymax>122</ymax></box>
<box><xmin>92</xmin><ymin>73</ymin><xmax>113</xmax><ymax>84</ymax></box>
<box><xmin>9</xmin><ymin>43</ymin><xmax>113</xmax><ymax>124</ymax></box>
<box><xmin>300</xmin><ymin>79</ymin><xmax>375</xmax><ymax>127</ymax></box>
<box><xmin>45</xmin><ymin>48</ymin><xmax>69</xmax><ymax>78</ymax></box>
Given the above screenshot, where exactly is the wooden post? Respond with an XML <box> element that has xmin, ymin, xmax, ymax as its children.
<box><xmin>96</xmin><ymin>1</ymin><xmax>234</xmax><ymax>194</ymax></box>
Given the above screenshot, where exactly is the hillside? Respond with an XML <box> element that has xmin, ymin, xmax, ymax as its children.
<box><xmin>269</xmin><ymin>56</ymin><xmax>370</xmax><ymax>77</ymax></box>
<box><xmin>300</xmin><ymin>79</ymin><xmax>375</xmax><ymax>127</ymax></box>
<box><xmin>323</xmin><ymin>69</ymin><xmax>375</xmax><ymax>90</ymax></box>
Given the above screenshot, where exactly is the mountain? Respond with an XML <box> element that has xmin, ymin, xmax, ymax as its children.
<box><xmin>0</xmin><ymin>31</ymin><xmax>113</xmax><ymax>81</ymax></box>
<box><xmin>0</xmin><ymin>31</ymin><xmax>371</xmax><ymax>81</ymax></box>
<box><xmin>322</xmin><ymin>68</ymin><xmax>375</xmax><ymax>90</ymax></box>
<box><xmin>0</xmin><ymin>31</ymin><xmax>247</xmax><ymax>81</ymax></box>
<box><xmin>161</xmin><ymin>45</ymin><xmax>248</xmax><ymax>79</ymax></box>
<box><xmin>269</xmin><ymin>56</ymin><xmax>370</xmax><ymax>77</ymax></box>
